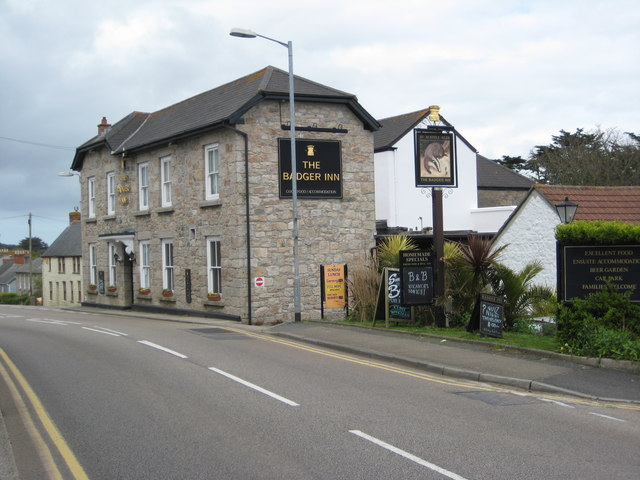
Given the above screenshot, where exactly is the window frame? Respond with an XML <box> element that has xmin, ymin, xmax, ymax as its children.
<box><xmin>162</xmin><ymin>239</ymin><xmax>174</xmax><ymax>291</ymax></box>
<box><xmin>107</xmin><ymin>171</ymin><xmax>116</xmax><ymax>215</ymax></box>
<box><xmin>88</xmin><ymin>176</ymin><xmax>96</xmax><ymax>218</ymax></box>
<box><xmin>161</xmin><ymin>156</ymin><xmax>172</xmax><ymax>207</ymax></box>
<box><xmin>205</xmin><ymin>144</ymin><xmax>220</xmax><ymax>200</ymax></box>
<box><xmin>139</xmin><ymin>241</ymin><xmax>151</xmax><ymax>289</ymax></box>
<box><xmin>108</xmin><ymin>243</ymin><xmax>117</xmax><ymax>286</ymax></box>
<box><xmin>89</xmin><ymin>243</ymin><xmax>97</xmax><ymax>285</ymax></box>
<box><xmin>139</xmin><ymin>162</ymin><xmax>149</xmax><ymax>211</ymax></box>
<box><xmin>206</xmin><ymin>237</ymin><xmax>222</xmax><ymax>294</ymax></box>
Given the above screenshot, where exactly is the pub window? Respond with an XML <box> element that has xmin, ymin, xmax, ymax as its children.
<box><xmin>205</xmin><ymin>144</ymin><xmax>219</xmax><ymax>200</ymax></box>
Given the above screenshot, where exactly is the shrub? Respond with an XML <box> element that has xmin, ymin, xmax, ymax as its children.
<box><xmin>376</xmin><ymin>235</ymin><xmax>418</xmax><ymax>270</ymax></box>
<box><xmin>347</xmin><ymin>254</ymin><xmax>380</xmax><ymax>323</ymax></box>
<box><xmin>556</xmin><ymin>220</ymin><xmax>640</xmax><ymax>244</ymax></box>
<box><xmin>0</xmin><ymin>293</ymin><xmax>29</xmax><ymax>305</ymax></box>
<box><xmin>557</xmin><ymin>282</ymin><xmax>640</xmax><ymax>360</ymax></box>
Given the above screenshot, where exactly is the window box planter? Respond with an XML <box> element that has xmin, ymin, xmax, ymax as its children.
<box><xmin>138</xmin><ymin>288</ymin><xmax>151</xmax><ymax>296</ymax></box>
<box><xmin>161</xmin><ymin>289</ymin><xmax>174</xmax><ymax>297</ymax></box>
<box><xmin>207</xmin><ymin>293</ymin><xmax>222</xmax><ymax>302</ymax></box>
<box><xmin>107</xmin><ymin>285</ymin><xmax>118</xmax><ymax>293</ymax></box>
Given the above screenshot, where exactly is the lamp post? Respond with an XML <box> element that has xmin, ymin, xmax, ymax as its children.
<box><xmin>555</xmin><ymin>196</ymin><xmax>578</xmax><ymax>224</ymax></box>
<box><xmin>230</xmin><ymin>28</ymin><xmax>301</xmax><ymax>322</ymax></box>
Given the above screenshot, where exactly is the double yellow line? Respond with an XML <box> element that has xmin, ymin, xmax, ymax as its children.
<box><xmin>0</xmin><ymin>348</ymin><xmax>89</xmax><ymax>480</ymax></box>
<box><xmin>227</xmin><ymin>327</ymin><xmax>640</xmax><ymax>411</ymax></box>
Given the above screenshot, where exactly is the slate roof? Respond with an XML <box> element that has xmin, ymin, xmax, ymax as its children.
<box><xmin>373</xmin><ymin>109</ymin><xmax>476</xmax><ymax>154</ymax></box>
<box><xmin>15</xmin><ymin>257</ymin><xmax>43</xmax><ymax>274</ymax></box>
<box><xmin>72</xmin><ymin>66</ymin><xmax>380</xmax><ymax>170</ymax></box>
<box><xmin>536</xmin><ymin>185</ymin><xmax>640</xmax><ymax>223</ymax></box>
<box><xmin>42</xmin><ymin>222</ymin><xmax>82</xmax><ymax>257</ymax></box>
<box><xmin>476</xmin><ymin>155</ymin><xmax>533</xmax><ymax>190</ymax></box>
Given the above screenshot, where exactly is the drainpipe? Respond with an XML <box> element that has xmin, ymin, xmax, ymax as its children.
<box><xmin>223</xmin><ymin>125</ymin><xmax>252</xmax><ymax>325</ymax></box>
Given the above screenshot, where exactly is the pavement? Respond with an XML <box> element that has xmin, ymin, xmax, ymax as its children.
<box><xmin>2</xmin><ymin>309</ymin><xmax>639</xmax><ymax>478</ymax></box>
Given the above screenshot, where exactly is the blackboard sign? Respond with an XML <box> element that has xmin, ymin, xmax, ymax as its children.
<box><xmin>560</xmin><ymin>245</ymin><xmax>640</xmax><ymax>303</ymax></box>
<box><xmin>373</xmin><ymin>268</ymin><xmax>412</xmax><ymax>326</ymax></box>
<box><xmin>400</xmin><ymin>250</ymin><xmax>434</xmax><ymax>305</ymax></box>
<box><xmin>185</xmin><ymin>269</ymin><xmax>192</xmax><ymax>303</ymax></box>
<box><xmin>478</xmin><ymin>293</ymin><xmax>504</xmax><ymax>338</ymax></box>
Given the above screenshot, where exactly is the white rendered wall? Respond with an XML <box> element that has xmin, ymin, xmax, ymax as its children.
<box><xmin>471</xmin><ymin>206</ymin><xmax>516</xmax><ymax>233</ymax></box>
<box><xmin>491</xmin><ymin>191</ymin><xmax>560</xmax><ymax>290</ymax></box>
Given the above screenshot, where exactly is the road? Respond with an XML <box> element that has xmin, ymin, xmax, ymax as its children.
<box><xmin>1</xmin><ymin>305</ymin><xmax>639</xmax><ymax>479</ymax></box>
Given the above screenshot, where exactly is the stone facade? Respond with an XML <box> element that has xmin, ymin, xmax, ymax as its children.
<box><xmin>79</xmin><ymin>99</ymin><xmax>376</xmax><ymax>323</ymax></box>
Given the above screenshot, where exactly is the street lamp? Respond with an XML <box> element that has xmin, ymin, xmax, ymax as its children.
<box><xmin>555</xmin><ymin>196</ymin><xmax>578</xmax><ymax>224</ymax></box>
<box><xmin>230</xmin><ymin>27</ymin><xmax>301</xmax><ymax>322</ymax></box>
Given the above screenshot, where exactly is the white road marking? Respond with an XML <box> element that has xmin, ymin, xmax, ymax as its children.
<box><xmin>93</xmin><ymin>326</ymin><xmax>128</xmax><ymax>336</ymax></box>
<box><xmin>137</xmin><ymin>340</ymin><xmax>188</xmax><ymax>359</ymax></box>
<box><xmin>538</xmin><ymin>398</ymin><xmax>575</xmax><ymax>408</ymax></box>
<box><xmin>26</xmin><ymin>318</ymin><xmax>79</xmax><ymax>326</ymax></box>
<box><xmin>589</xmin><ymin>412</ymin><xmax>626</xmax><ymax>422</ymax></box>
<box><xmin>349</xmin><ymin>430</ymin><xmax>469</xmax><ymax>480</ymax></box>
<box><xmin>208</xmin><ymin>366</ymin><xmax>300</xmax><ymax>407</ymax></box>
<box><xmin>82</xmin><ymin>327</ymin><xmax>121</xmax><ymax>337</ymax></box>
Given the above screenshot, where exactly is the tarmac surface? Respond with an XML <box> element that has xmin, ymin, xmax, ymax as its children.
<box><xmin>2</xmin><ymin>309</ymin><xmax>639</xmax><ymax>478</ymax></box>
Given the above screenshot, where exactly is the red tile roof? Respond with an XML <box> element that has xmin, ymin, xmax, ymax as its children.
<box><xmin>536</xmin><ymin>185</ymin><xmax>640</xmax><ymax>223</ymax></box>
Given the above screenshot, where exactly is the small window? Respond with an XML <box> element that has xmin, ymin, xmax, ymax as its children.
<box><xmin>207</xmin><ymin>237</ymin><xmax>221</xmax><ymax>294</ymax></box>
<box><xmin>88</xmin><ymin>177</ymin><xmax>96</xmax><ymax>218</ymax></box>
<box><xmin>89</xmin><ymin>243</ymin><xmax>97</xmax><ymax>285</ymax></box>
<box><xmin>140</xmin><ymin>241</ymin><xmax>151</xmax><ymax>289</ymax></box>
<box><xmin>108</xmin><ymin>243</ymin><xmax>117</xmax><ymax>286</ymax></box>
<box><xmin>162</xmin><ymin>239</ymin><xmax>174</xmax><ymax>291</ymax></box>
<box><xmin>107</xmin><ymin>172</ymin><xmax>116</xmax><ymax>215</ymax></box>
<box><xmin>161</xmin><ymin>156</ymin><xmax>172</xmax><ymax>207</ymax></box>
<box><xmin>139</xmin><ymin>163</ymin><xmax>149</xmax><ymax>210</ymax></box>
<box><xmin>205</xmin><ymin>144</ymin><xmax>219</xmax><ymax>200</ymax></box>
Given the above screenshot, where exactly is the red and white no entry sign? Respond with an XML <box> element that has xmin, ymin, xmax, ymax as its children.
<box><xmin>254</xmin><ymin>277</ymin><xmax>265</xmax><ymax>288</ymax></box>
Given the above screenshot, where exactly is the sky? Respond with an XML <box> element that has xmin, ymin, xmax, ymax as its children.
<box><xmin>1</xmin><ymin>0</ymin><xmax>638</xmax><ymax>246</ymax></box>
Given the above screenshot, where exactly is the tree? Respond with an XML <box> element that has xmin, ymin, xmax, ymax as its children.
<box><xmin>17</xmin><ymin>236</ymin><xmax>48</xmax><ymax>256</ymax></box>
<box><xmin>501</xmin><ymin>127</ymin><xmax>640</xmax><ymax>185</ymax></box>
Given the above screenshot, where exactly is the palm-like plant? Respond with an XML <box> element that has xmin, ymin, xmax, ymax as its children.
<box><xmin>488</xmin><ymin>261</ymin><xmax>555</xmax><ymax>330</ymax></box>
<box><xmin>376</xmin><ymin>235</ymin><xmax>418</xmax><ymax>270</ymax></box>
<box><xmin>443</xmin><ymin>236</ymin><xmax>506</xmax><ymax>325</ymax></box>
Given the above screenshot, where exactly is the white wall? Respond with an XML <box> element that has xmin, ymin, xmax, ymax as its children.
<box><xmin>471</xmin><ymin>206</ymin><xmax>516</xmax><ymax>233</ymax></box>
<box><xmin>492</xmin><ymin>190</ymin><xmax>560</xmax><ymax>289</ymax></box>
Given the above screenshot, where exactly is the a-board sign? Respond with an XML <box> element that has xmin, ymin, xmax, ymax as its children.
<box><xmin>400</xmin><ymin>250</ymin><xmax>434</xmax><ymax>305</ymax></box>
<box><xmin>374</xmin><ymin>268</ymin><xmax>412</xmax><ymax>326</ymax></box>
<box><xmin>478</xmin><ymin>293</ymin><xmax>504</xmax><ymax>338</ymax></box>
<box><xmin>322</xmin><ymin>264</ymin><xmax>346</xmax><ymax>309</ymax></box>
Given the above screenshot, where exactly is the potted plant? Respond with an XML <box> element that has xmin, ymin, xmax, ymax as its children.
<box><xmin>207</xmin><ymin>292</ymin><xmax>221</xmax><ymax>301</ymax></box>
<box><xmin>138</xmin><ymin>287</ymin><xmax>151</xmax><ymax>295</ymax></box>
<box><xmin>107</xmin><ymin>285</ymin><xmax>118</xmax><ymax>293</ymax></box>
<box><xmin>88</xmin><ymin>284</ymin><xmax>98</xmax><ymax>291</ymax></box>
<box><xmin>162</xmin><ymin>288</ymin><xmax>174</xmax><ymax>297</ymax></box>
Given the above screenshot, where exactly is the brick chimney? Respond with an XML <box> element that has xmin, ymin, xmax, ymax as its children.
<box><xmin>69</xmin><ymin>210</ymin><xmax>81</xmax><ymax>224</ymax></box>
<box><xmin>98</xmin><ymin>117</ymin><xmax>111</xmax><ymax>135</ymax></box>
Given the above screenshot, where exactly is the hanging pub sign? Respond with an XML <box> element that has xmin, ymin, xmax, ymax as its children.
<box><xmin>414</xmin><ymin>128</ymin><xmax>457</xmax><ymax>187</ymax></box>
<box><xmin>278</xmin><ymin>139</ymin><xmax>342</xmax><ymax>198</ymax></box>
<box><xmin>399</xmin><ymin>249</ymin><xmax>434</xmax><ymax>305</ymax></box>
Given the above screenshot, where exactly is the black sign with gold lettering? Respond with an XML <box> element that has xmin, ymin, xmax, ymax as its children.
<box><xmin>278</xmin><ymin>139</ymin><xmax>342</xmax><ymax>198</ymax></box>
<box><xmin>560</xmin><ymin>245</ymin><xmax>640</xmax><ymax>302</ymax></box>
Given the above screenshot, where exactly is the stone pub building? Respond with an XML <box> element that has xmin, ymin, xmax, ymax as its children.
<box><xmin>71</xmin><ymin>66</ymin><xmax>380</xmax><ymax>323</ymax></box>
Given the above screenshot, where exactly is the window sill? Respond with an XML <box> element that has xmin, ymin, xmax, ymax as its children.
<box><xmin>134</xmin><ymin>210</ymin><xmax>151</xmax><ymax>217</ymax></box>
<box><xmin>87</xmin><ymin>290</ymin><xmax>98</xmax><ymax>295</ymax></box>
<box><xmin>136</xmin><ymin>294</ymin><xmax>153</xmax><ymax>300</ymax></box>
<box><xmin>199</xmin><ymin>199</ymin><xmax>222</xmax><ymax>209</ymax></box>
<box><xmin>159</xmin><ymin>296</ymin><xmax>176</xmax><ymax>303</ymax></box>
<box><xmin>104</xmin><ymin>215</ymin><xmax>116</xmax><ymax>221</ymax></box>
<box><xmin>155</xmin><ymin>207</ymin><xmax>174</xmax><ymax>214</ymax></box>
<box><xmin>85</xmin><ymin>218</ymin><xmax>97</xmax><ymax>224</ymax></box>
<box><xmin>204</xmin><ymin>300</ymin><xmax>225</xmax><ymax>307</ymax></box>
<box><xmin>106</xmin><ymin>291</ymin><xmax>118</xmax><ymax>297</ymax></box>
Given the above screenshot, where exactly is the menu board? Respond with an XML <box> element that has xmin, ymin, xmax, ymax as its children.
<box><xmin>400</xmin><ymin>250</ymin><xmax>434</xmax><ymax>305</ymax></box>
